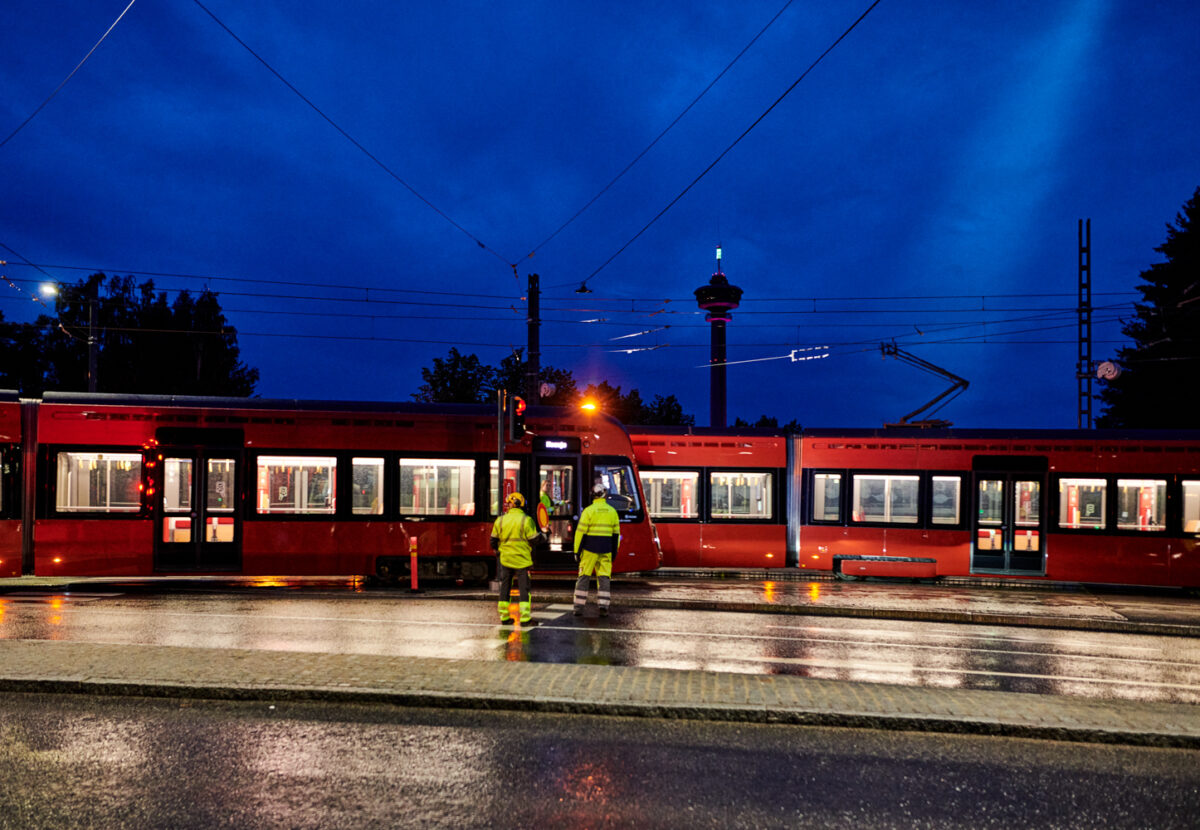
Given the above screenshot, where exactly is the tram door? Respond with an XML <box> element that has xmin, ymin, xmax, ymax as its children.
<box><xmin>155</xmin><ymin>449</ymin><xmax>241</xmax><ymax>572</ymax></box>
<box><xmin>972</xmin><ymin>470</ymin><xmax>1045</xmax><ymax>573</ymax></box>
<box><xmin>534</xmin><ymin>457</ymin><xmax>578</xmax><ymax>569</ymax></box>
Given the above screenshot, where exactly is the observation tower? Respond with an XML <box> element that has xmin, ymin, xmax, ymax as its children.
<box><xmin>693</xmin><ymin>247</ymin><xmax>743</xmax><ymax>428</ymax></box>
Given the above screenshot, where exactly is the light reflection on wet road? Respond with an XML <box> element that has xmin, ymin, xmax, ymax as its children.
<box><xmin>8</xmin><ymin>694</ymin><xmax>1200</xmax><ymax>829</ymax></box>
<box><xmin>2</xmin><ymin>591</ymin><xmax>1199</xmax><ymax>703</ymax></box>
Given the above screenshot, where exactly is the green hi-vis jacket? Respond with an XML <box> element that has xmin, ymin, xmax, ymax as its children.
<box><xmin>491</xmin><ymin>507</ymin><xmax>539</xmax><ymax>569</ymax></box>
<box><xmin>574</xmin><ymin>497</ymin><xmax>620</xmax><ymax>555</ymax></box>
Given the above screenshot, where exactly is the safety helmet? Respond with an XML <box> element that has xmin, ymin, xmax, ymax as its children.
<box><xmin>592</xmin><ymin>482</ymin><xmax>608</xmax><ymax>498</ymax></box>
<box><xmin>505</xmin><ymin>492</ymin><xmax>526</xmax><ymax>508</ymax></box>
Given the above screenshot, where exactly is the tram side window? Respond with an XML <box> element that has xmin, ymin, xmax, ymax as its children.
<box><xmin>489</xmin><ymin>460</ymin><xmax>521</xmax><ymax>515</ymax></box>
<box><xmin>710</xmin><ymin>471</ymin><xmax>773</xmax><ymax>520</ymax></box>
<box><xmin>1116</xmin><ymin>479</ymin><xmax>1167</xmax><ymax>532</ymax></box>
<box><xmin>55</xmin><ymin>451</ymin><xmax>142</xmax><ymax>513</ymax></box>
<box><xmin>400</xmin><ymin>458</ymin><xmax>475</xmax><ymax>516</ymax></box>
<box><xmin>851</xmin><ymin>474</ymin><xmax>919</xmax><ymax>524</ymax></box>
<box><xmin>811</xmin><ymin>472</ymin><xmax>842</xmax><ymax>522</ymax></box>
<box><xmin>256</xmin><ymin>456</ymin><xmax>336</xmax><ymax>514</ymax></box>
<box><xmin>640</xmin><ymin>470</ymin><xmax>699</xmax><ymax>519</ymax></box>
<box><xmin>1184</xmin><ymin>481</ymin><xmax>1200</xmax><ymax>534</ymax></box>
<box><xmin>594</xmin><ymin>461</ymin><xmax>642</xmax><ymax>514</ymax></box>
<box><xmin>930</xmin><ymin>476</ymin><xmax>961</xmax><ymax>525</ymax></box>
<box><xmin>352</xmin><ymin>457</ymin><xmax>384</xmax><ymax>515</ymax></box>
<box><xmin>1058</xmin><ymin>478</ymin><xmax>1106</xmax><ymax>529</ymax></box>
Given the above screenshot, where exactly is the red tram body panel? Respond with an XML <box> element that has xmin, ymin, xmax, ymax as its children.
<box><xmin>631</xmin><ymin>428</ymin><xmax>789</xmax><ymax>569</ymax></box>
<box><xmin>0</xmin><ymin>393</ymin><xmax>21</xmax><ymax>577</ymax></box>
<box><xmin>21</xmin><ymin>393</ymin><xmax>659</xmax><ymax>580</ymax></box>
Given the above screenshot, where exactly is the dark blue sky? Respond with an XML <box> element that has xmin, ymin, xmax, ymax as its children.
<box><xmin>3</xmin><ymin>1</ymin><xmax>1198</xmax><ymax>427</ymax></box>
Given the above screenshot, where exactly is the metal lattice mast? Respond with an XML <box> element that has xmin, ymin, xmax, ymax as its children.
<box><xmin>1077</xmin><ymin>219</ymin><xmax>1093</xmax><ymax>429</ymax></box>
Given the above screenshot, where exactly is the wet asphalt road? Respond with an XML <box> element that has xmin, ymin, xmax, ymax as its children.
<box><xmin>3</xmin><ymin>590</ymin><xmax>1200</xmax><ymax>703</ymax></box>
<box><xmin>3</xmin><ymin>692</ymin><xmax>1199</xmax><ymax>830</ymax></box>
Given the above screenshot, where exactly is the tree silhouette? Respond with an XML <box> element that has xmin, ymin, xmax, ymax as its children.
<box><xmin>1097</xmin><ymin>188</ymin><xmax>1200</xmax><ymax>427</ymax></box>
<box><xmin>411</xmin><ymin>348</ymin><xmax>697</xmax><ymax>425</ymax></box>
<box><xmin>732</xmin><ymin>414</ymin><xmax>802</xmax><ymax>432</ymax></box>
<box><xmin>495</xmin><ymin>349</ymin><xmax>578</xmax><ymax>406</ymax></box>
<box><xmin>0</xmin><ymin>273</ymin><xmax>257</xmax><ymax>396</ymax></box>
<box><xmin>412</xmin><ymin>347</ymin><xmax>496</xmax><ymax>404</ymax></box>
<box><xmin>641</xmin><ymin>394</ymin><xmax>695</xmax><ymax>426</ymax></box>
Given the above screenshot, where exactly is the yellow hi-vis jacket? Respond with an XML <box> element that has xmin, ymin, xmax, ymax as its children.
<box><xmin>491</xmin><ymin>507</ymin><xmax>539</xmax><ymax>569</ymax></box>
<box><xmin>574</xmin><ymin>497</ymin><xmax>620</xmax><ymax>555</ymax></box>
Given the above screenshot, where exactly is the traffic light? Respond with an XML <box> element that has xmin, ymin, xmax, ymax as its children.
<box><xmin>508</xmin><ymin>395</ymin><xmax>526</xmax><ymax>441</ymax></box>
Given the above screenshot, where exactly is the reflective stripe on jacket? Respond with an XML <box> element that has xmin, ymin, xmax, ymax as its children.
<box><xmin>574</xmin><ymin>497</ymin><xmax>620</xmax><ymax>555</ymax></box>
<box><xmin>491</xmin><ymin>508</ymin><xmax>539</xmax><ymax>569</ymax></box>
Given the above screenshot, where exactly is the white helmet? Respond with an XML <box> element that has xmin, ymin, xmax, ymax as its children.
<box><xmin>592</xmin><ymin>482</ymin><xmax>608</xmax><ymax>498</ymax></box>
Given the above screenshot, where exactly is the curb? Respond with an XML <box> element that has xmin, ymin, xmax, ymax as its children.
<box><xmin>4</xmin><ymin>676</ymin><xmax>1198</xmax><ymax>750</ymax></box>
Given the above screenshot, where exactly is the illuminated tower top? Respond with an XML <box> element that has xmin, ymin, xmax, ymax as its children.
<box><xmin>693</xmin><ymin>246</ymin><xmax>742</xmax><ymax>322</ymax></box>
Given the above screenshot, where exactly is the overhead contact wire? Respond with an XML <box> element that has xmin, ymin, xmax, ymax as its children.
<box><xmin>191</xmin><ymin>0</ymin><xmax>513</xmax><ymax>268</ymax></box>
<box><xmin>528</xmin><ymin>0</ymin><xmax>797</xmax><ymax>263</ymax></box>
<box><xmin>0</xmin><ymin>0</ymin><xmax>140</xmax><ymax>150</ymax></box>
<box><xmin>580</xmin><ymin>0</ymin><xmax>885</xmax><ymax>286</ymax></box>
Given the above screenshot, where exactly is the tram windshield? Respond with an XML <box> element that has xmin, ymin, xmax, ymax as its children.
<box><xmin>593</xmin><ymin>461</ymin><xmax>642</xmax><ymax>516</ymax></box>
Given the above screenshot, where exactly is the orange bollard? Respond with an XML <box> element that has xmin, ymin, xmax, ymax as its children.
<box><xmin>409</xmin><ymin>536</ymin><xmax>420</xmax><ymax>593</ymax></box>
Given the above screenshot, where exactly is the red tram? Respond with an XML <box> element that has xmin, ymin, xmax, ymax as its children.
<box><xmin>632</xmin><ymin>426</ymin><xmax>1200</xmax><ymax>589</ymax></box>
<box><xmin>7</xmin><ymin>390</ymin><xmax>1198</xmax><ymax>590</ymax></box>
<box><xmin>4</xmin><ymin>392</ymin><xmax>659</xmax><ymax>581</ymax></box>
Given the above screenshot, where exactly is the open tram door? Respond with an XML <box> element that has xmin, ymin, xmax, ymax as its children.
<box><xmin>152</xmin><ymin>428</ymin><xmax>243</xmax><ymax>572</ymax></box>
<box><xmin>532</xmin><ymin>436</ymin><xmax>581</xmax><ymax>570</ymax></box>
<box><xmin>971</xmin><ymin>455</ymin><xmax>1047</xmax><ymax>574</ymax></box>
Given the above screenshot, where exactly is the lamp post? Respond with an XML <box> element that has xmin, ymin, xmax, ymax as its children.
<box><xmin>40</xmin><ymin>281</ymin><xmax>99</xmax><ymax>392</ymax></box>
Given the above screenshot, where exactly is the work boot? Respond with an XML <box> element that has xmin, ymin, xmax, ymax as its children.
<box><xmin>519</xmin><ymin>601</ymin><xmax>532</xmax><ymax>624</ymax></box>
<box><xmin>573</xmin><ymin>606</ymin><xmax>583</xmax><ymax>617</ymax></box>
<box><xmin>599</xmin><ymin>606</ymin><xmax>609</xmax><ymax>617</ymax></box>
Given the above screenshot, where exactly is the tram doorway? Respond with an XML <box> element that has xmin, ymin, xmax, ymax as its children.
<box><xmin>535</xmin><ymin>459</ymin><xmax>578</xmax><ymax>569</ymax></box>
<box><xmin>154</xmin><ymin>444</ymin><xmax>242</xmax><ymax>572</ymax></box>
<box><xmin>972</xmin><ymin>456</ymin><xmax>1047</xmax><ymax>574</ymax></box>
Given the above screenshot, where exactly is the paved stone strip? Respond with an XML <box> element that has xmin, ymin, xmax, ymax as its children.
<box><xmin>472</xmin><ymin>589</ymin><xmax>1200</xmax><ymax>638</ymax></box>
<box><xmin>3</xmin><ymin>640</ymin><xmax>1200</xmax><ymax>748</ymax></box>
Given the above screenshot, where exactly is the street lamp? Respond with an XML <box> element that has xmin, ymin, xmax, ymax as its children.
<box><xmin>40</xmin><ymin>281</ymin><xmax>98</xmax><ymax>393</ymax></box>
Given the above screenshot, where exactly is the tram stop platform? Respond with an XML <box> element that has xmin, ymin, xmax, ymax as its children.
<box><xmin>2</xmin><ymin>570</ymin><xmax>1200</xmax><ymax>748</ymax></box>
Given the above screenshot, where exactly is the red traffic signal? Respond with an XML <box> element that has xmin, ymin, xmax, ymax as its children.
<box><xmin>508</xmin><ymin>395</ymin><xmax>527</xmax><ymax>440</ymax></box>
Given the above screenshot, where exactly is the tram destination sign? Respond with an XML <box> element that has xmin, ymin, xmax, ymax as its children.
<box><xmin>535</xmin><ymin>436</ymin><xmax>581</xmax><ymax>453</ymax></box>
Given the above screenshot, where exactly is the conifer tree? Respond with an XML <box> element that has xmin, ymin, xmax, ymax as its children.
<box><xmin>1098</xmin><ymin>188</ymin><xmax>1200</xmax><ymax>427</ymax></box>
